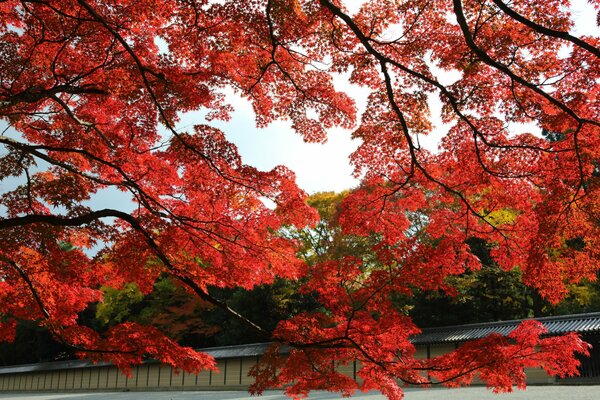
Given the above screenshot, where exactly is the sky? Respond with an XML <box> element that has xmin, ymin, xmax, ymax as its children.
<box><xmin>177</xmin><ymin>81</ymin><xmax>369</xmax><ymax>195</ymax></box>
<box><xmin>1</xmin><ymin>0</ymin><xmax>599</xmax><ymax>213</ymax></box>
<box><xmin>199</xmin><ymin>0</ymin><xmax>599</xmax><ymax>195</ymax></box>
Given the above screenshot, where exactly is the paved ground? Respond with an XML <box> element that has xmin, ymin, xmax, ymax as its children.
<box><xmin>0</xmin><ymin>387</ymin><xmax>599</xmax><ymax>400</ymax></box>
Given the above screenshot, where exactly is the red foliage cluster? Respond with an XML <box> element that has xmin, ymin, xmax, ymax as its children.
<box><xmin>1</xmin><ymin>0</ymin><xmax>598</xmax><ymax>398</ymax></box>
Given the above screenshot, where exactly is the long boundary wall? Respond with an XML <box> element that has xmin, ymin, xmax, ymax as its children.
<box><xmin>0</xmin><ymin>344</ymin><xmax>557</xmax><ymax>392</ymax></box>
<box><xmin>0</xmin><ymin>356</ymin><xmax>270</xmax><ymax>392</ymax></box>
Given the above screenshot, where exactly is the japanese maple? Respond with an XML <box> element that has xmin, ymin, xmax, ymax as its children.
<box><xmin>0</xmin><ymin>0</ymin><xmax>598</xmax><ymax>398</ymax></box>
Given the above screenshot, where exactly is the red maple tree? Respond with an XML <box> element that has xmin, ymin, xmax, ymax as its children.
<box><xmin>0</xmin><ymin>0</ymin><xmax>598</xmax><ymax>398</ymax></box>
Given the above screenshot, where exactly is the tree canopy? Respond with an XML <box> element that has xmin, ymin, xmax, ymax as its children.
<box><xmin>1</xmin><ymin>0</ymin><xmax>599</xmax><ymax>398</ymax></box>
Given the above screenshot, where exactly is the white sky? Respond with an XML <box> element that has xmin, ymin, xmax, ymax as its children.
<box><xmin>1</xmin><ymin>0</ymin><xmax>598</xmax><ymax>214</ymax></box>
<box><xmin>177</xmin><ymin>81</ymin><xmax>369</xmax><ymax>195</ymax></box>
<box><xmin>213</xmin><ymin>0</ymin><xmax>599</xmax><ymax>195</ymax></box>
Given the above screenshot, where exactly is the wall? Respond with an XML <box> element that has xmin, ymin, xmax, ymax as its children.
<box><xmin>0</xmin><ymin>345</ymin><xmax>560</xmax><ymax>392</ymax></box>
<box><xmin>0</xmin><ymin>357</ymin><xmax>255</xmax><ymax>392</ymax></box>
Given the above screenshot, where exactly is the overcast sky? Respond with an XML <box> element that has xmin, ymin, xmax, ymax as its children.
<box><xmin>1</xmin><ymin>0</ymin><xmax>598</xmax><ymax>214</ymax></box>
<box><xmin>206</xmin><ymin>0</ymin><xmax>599</xmax><ymax>195</ymax></box>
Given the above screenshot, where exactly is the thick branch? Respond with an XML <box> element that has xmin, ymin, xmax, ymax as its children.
<box><xmin>453</xmin><ymin>0</ymin><xmax>598</xmax><ymax>129</ymax></box>
<box><xmin>492</xmin><ymin>0</ymin><xmax>600</xmax><ymax>59</ymax></box>
<box><xmin>1</xmin><ymin>84</ymin><xmax>107</xmax><ymax>107</ymax></box>
<box><xmin>318</xmin><ymin>0</ymin><xmax>511</xmax><ymax>238</ymax></box>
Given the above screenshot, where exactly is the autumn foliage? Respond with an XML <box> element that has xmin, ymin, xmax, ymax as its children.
<box><xmin>0</xmin><ymin>0</ymin><xmax>598</xmax><ymax>398</ymax></box>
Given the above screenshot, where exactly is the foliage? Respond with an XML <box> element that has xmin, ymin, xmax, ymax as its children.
<box><xmin>201</xmin><ymin>279</ymin><xmax>321</xmax><ymax>347</ymax></box>
<box><xmin>299</xmin><ymin>194</ymin><xmax>569</xmax><ymax>328</ymax></box>
<box><xmin>1</xmin><ymin>0</ymin><xmax>599</xmax><ymax>398</ymax></box>
<box><xmin>94</xmin><ymin>277</ymin><xmax>220</xmax><ymax>345</ymax></box>
<box><xmin>96</xmin><ymin>283</ymin><xmax>145</xmax><ymax>327</ymax></box>
<box><xmin>404</xmin><ymin>237</ymin><xmax>536</xmax><ymax>327</ymax></box>
<box><xmin>553</xmin><ymin>277</ymin><xmax>600</xmax><ymax>315</ymax></box>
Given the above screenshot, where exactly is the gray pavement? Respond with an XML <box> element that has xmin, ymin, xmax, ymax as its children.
<box><xmin>0</xmin><ymin>386</ymin><xmax>599</xmax><ymax>400</ymax></box>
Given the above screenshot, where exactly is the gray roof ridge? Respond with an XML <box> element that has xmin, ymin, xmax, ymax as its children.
<box><xmin>197</xmin><ymin>342</ymin><xmax>273</xmax><ymax>351</ymax></box>
<box><xmin>418</xmin><ymin>311</ymin><xmax>600</xmax><ymax>333</ymax></box>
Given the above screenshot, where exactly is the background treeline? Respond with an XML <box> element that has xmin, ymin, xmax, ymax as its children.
<box><xmin>1</xmin><ymin>191</ymin><xmax>598</xmax><ymax>366</ymax></box>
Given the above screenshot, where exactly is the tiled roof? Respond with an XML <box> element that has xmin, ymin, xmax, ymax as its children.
<box><xmin>0</xmin><ymin>359</ymin><xmax>112</xmax><ymax>375</ymax></box>
<box><xmin>203</xmin><ymin>342</ymin><xmax>289</xmax><ymax>359</ymax></box>
<box><xmin>411</xmin><ymin>312</ymin><xmax>600</xmax><ymax>344</ymax></box>
<box><xmin>0</xmin><ymin>343</ymin><xmax>289</xmax><ymax>375</ymax></box>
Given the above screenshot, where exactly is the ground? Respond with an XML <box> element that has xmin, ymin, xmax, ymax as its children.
<box><xmin>0</xmin><ymin>387</ymin><xmax>599</xmax><ymax>400</ymax></box>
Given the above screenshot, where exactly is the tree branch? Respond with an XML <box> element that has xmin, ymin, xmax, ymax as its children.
<box><xmin>492</xmin><ymin>0</ymin><xmax>600</xmax><ymax>59</ymax></box>
<box><xmin>0</xmin><ymin>210</ymin><xmax>271</xmax><ymax>338</ymax></box>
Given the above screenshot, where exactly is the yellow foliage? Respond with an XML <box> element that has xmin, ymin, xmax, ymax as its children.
<box><xmin>483</xmin><ymin>208</ymin><xmax>518</xmax><ymax>226</ymax></box>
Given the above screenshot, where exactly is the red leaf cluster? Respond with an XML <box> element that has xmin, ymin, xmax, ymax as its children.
<box><xmin>1</xmin><ymin>0</ymin><xmax>598</xmax><ymax>398</ymax></box>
